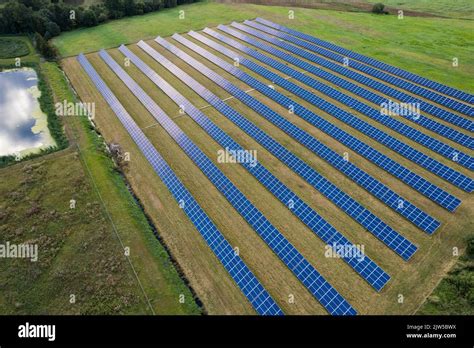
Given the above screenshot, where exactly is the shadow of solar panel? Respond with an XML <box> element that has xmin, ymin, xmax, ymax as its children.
<box><xmin>153</xmin><ymin>36</ymin><xmax>448</xmax><ymax>229</ymax></box>
<box><xmin>212</xmin><ymin>26</ymin><xmax>473</xmax><ymax>152</ymax></box>
<box><xmin>255</xmin><ymin>18</ymin><xmax>474</xmax><ymax>106</ymax></box>
<box><xmin>97</xmin><ymin>49</ymin><xmax>358</xmax><ymax>314</ymax></box>
<box><xmin>76</xmin><ymin>53</ymin><xmax>283</xmax><ymax>316</ymax></box>
<box><xmin>243</xmin><ymin>20</ymin><xmax>474</xmax><ymax>124</ymax></box>
<box><xmin>165</xmin><ymin>33</ymin><xmax>465</xmax><ymax>211</ymax></box>
<box><xmin>139</xmin><ymin>39</ymin><xmax>419</xmax><ymax>260</ymax></box>
<box><xmin>177</xmin><ymin>31</ymin><xmax>473</xmax><ymax>193</ymax></box>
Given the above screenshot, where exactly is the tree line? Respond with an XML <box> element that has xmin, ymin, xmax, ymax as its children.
<box><xmin>0</xmin><ymin>0</ymin><xmax>198</xmax><ymax>38</ymax></box>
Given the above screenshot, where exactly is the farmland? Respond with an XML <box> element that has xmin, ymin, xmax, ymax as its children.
<box><xmin>61</xmin><ymin>11</ymin><xmax>473</xmax><ymax>314</ymax></box>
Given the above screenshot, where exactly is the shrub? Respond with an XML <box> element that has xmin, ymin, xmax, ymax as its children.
<box><xmin>372</xmin><ymin>3</ymin><xmax>385</xmax><ymax>14</ymax></box>
<box><xmin>82</xmin><ymin>9</ymin><xmax>98</xmax><ymax>27</ymax></box>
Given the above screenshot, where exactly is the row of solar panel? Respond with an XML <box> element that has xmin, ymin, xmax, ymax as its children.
<box><xmin>95</xmin><ymin>48</ymin><xmax>360</xmax><ymax>314</ymax></box>
<box><xmin>212</xmin><ymin>26</ymin><xmax>473</xmax><ymax>152</ymax></box>
<box><xmin>255</xmin><ymin>17</ymin><xmax>474</xmax><ymax>106</ymax></box>
<box><xmin>116</xmin><ymin>44</ymin><xmax>392</xmax><ymax>290</ymax></box>
<box><xmin>151</xmin><ymin>37</ymin><xmax>440</xmax><ymax>236</ymax></box>
<box><xmin>243</xmin><ymin>20</ymin><xmax>474</xmax><ymax>123</ymax></box>
<box><xmin>76</xmin><ymin>53</ymin><xmax>284</xmax><ymax>316</ymax></box>
<box><xmin>169</xmin><ymin>33</ymin><xmax>465</xmax><ymax>212</ymax></box>
<box><xmin>137</xmin><ymin>39</ymin><xmax>418</xmax><ymax>261</ymax></box>
<box><xmin>185</xmin><ymin>31</ymin><xmax>474</xmax><ymax>192</ymax></box>
<box><xmin>234</xmin><ymin>22</ymin><xmax>473</xmax><ymax>132</ymax></box>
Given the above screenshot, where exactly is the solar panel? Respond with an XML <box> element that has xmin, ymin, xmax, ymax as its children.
<box><xmin>164</xmin><ymin>34</ymin><xmax>466</xmax><ymax>210</ymax></box>
<box><xmin>233</xmin><ymin>22</ymin><xmax>473</xmax><ymax>132</ymax></box>
<box><xmin>243</xmin><ymin>20</ymin><xmax>474</xmax><ymax>122</ymax></box>
<box><xmin>212</xmin><ymin>25</ymin><xmax>473</xmax><ymax>151</ymax></box>
<box><xmin>185</xmin><ymin>31</ymin><xmax>473</xmax><ymax>193</ymax></box>
<box><xmin>137</xmin><ymin>40</ymin><xmax>419</xmax><ymax>261</ymax></box>
<box><xmin>153</xmin><ymin>39</ymin><xmax>445</xmax><ymax>232</ymax></box>
<box><xmin>255</xmin><ymin>18</ymin><xmax>474</xmax><ymax>106</ymax></box>
<box><xmin>114</xmin><ymin>45</ymin><xmax>393</xmax><ymax>290</ymax></box>
<box><xmin>76</xmin><ymin>53</ymin><xmax>283</xmax><ymax>316</ymax></box>
<box><xmin>96</xmin><ymin>49</ymin><xmax>359</xmax><ymax>314</ymax></box>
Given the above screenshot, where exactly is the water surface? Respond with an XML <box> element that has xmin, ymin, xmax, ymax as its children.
<box><xmin>0</xmin><ymin>68</ymin><xmax>55</xmax><ymax>158</ymax></box>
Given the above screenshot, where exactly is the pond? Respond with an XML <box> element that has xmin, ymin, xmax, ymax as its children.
<box><xmin>0</xmin><ymin>67</ymin><xmax>56</xmax><ymax>158</ymax></box>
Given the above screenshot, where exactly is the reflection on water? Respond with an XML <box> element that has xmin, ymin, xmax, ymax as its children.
<box><xmin>0</xmin><ymin>68</ymin><xmax>55</xmax><ymax>157</ymax></box>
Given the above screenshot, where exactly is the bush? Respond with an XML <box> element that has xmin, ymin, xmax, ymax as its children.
<box><xmin>45</xmin><ymin>21</ymin><xmax>61</xmax><ymax>37</ymax></box>
<box><xmin>82</xmin><ymin>9</ymin><xmax>98</xmax><ymax>27</ymax></box>
<box><xmin>34</xmin><ymin>32</ymin><xmax>58</xmax><ymax>59</ymax></box>
<box><xmin>372</xmin><ymin>3</ymin><xmax>386</xmax><ymax>14</ymax></box>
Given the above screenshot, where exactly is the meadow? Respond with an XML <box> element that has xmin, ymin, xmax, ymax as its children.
<box><xmin>53</xmin><ymin>2</ymin><xmax>474</xmax><ymax>93</ymax></box>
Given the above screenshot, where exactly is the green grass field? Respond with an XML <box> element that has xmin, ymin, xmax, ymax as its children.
<box><xmin>0</xmin><ymin>36</ymin><xmax>37</xmax><ymax>65</ymax></box>
<box><xmin>366</xmin><ymin>0</ymin><xmax>474</xmax><ymax>19</ymax></box>
<box><xmin>0</xmin><ymin>37</ymin><xmax>30</xmax><ymax>58</ymax></box>
<box><xmin>53</xmin><ymin>2</ymin><xmax>474</xmax><ymax>93</ymax></box>
<box><xmin>0</xmin><ymin>151</ymin><xmax>150</xmax><ymax>314</ymax></box>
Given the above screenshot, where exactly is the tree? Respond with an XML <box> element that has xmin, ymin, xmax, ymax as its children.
<box><xmin>45</xmin><ymin>21</ymin><xmax>60</xmax><ymax>37</ymax></box>
<box><xmin>372</xmin><ymin>3</ymin><xmax>386</xmax><ymax>14</ymax></box>
<box><xmin>34</xmin><ymin>32</ymin><xmax>58</xmax><ymax>59</ymax></box>
<box><xmin>123</xmin><ymin>0</ymin><xmax>136</xmax><ymax>16</ymax></box>
<box><xmin>82</xmin><ymin>9</ymin><xmax>98</xmax><ymax>27</ymax></box>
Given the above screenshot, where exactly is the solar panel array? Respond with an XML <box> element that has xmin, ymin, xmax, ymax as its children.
<box><xmin>138</xmin><ymin>40</ymin><xmax>418</xmax><ymax>261</ymax></box>
<box><xmin>255</xmin><ymin>17</ymin><xmax>474</xmax><ymax>106</ymax></box>
<box><xmin>155</xmin><ymin>36</ymin><xmax>449</xmax><ymax>229</ymax></box>
<box><xmin>97</xmin><ymin>48</ymin><xmax>358</xmax><ymax>314</ymax></box>
<box><xmin>233</xmin><ymin>22</ymin><xmax>473</xmax><ymax>131</ymax></box>
<box><xmin>76</xmin><ymin>53</ymin><xmax>283</xmax><ymax>316</ymax></box>
<box><xmin>74</xmin><ymin>17</ymin><xmax>473</xmax><ymax>316</ymax></box>
<box><xmin>182</xmin><ymin>32</ymin><xmax>474</xmax><ymax>193</ymax></box>
<box><xmin>117</xmin><ymin>44</ymin><xmax>392</xmax><ymax>290</ymax></box>
<box><xmin>168</xmin><ymin>33</ymin><xmax>465</xmax><ymax>211</ymax></box>
<box><xmin>243</xmin><ymin>20</ymin><xmax>474</xmax><ymax>123</ymax></box>
<box><xmin>212</xmin><ymin>26</ymin><xmax>473</xmax><ymax>151</ymax></box>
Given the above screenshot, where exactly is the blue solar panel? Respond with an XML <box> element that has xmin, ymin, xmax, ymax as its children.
<box><xmin>155</xmin><ymin>36</ymin><xmax>459</xmax><ymax>219</ymax></box>
<box><xmin>212</xmin><ymin>26</ymin><xmax>473</xmax><ymax>151</ymax></box>
<box><xmin>137</xmin><ymin>40</ymin><xmax>419</xmax><ymax>261</ymax></box>
<box><xmin>76</xmin><ymin>53</ymin><xmax>283</xmax><ymax>316</ymax></box>
<box><xmin>115</xmin><ymin>45</ymin><xmax>392</xmax><ymax>290</ymax></box>
<box><xmin>234</xmin><ymin>21</ymin><xmax>473</xmax><ymax>132</ymax></box>
<box><xmin>255</xmin><ymin>18</ymin><xmax>474</xmax><ymax>106</ymax></box>
<box><xmin>185</xmin><ymin>31</ymin><xmax>474</xmax><ymax>193</ymax></box>
<box><xmin>97</xmin><ymin>49</ymin><xmax>359</xmax><ymax>314</ymax></box>
<box><xmin>165</xmin><ymin>34</ymin><xmax>466</xmax><ymax>211</ymax></box>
